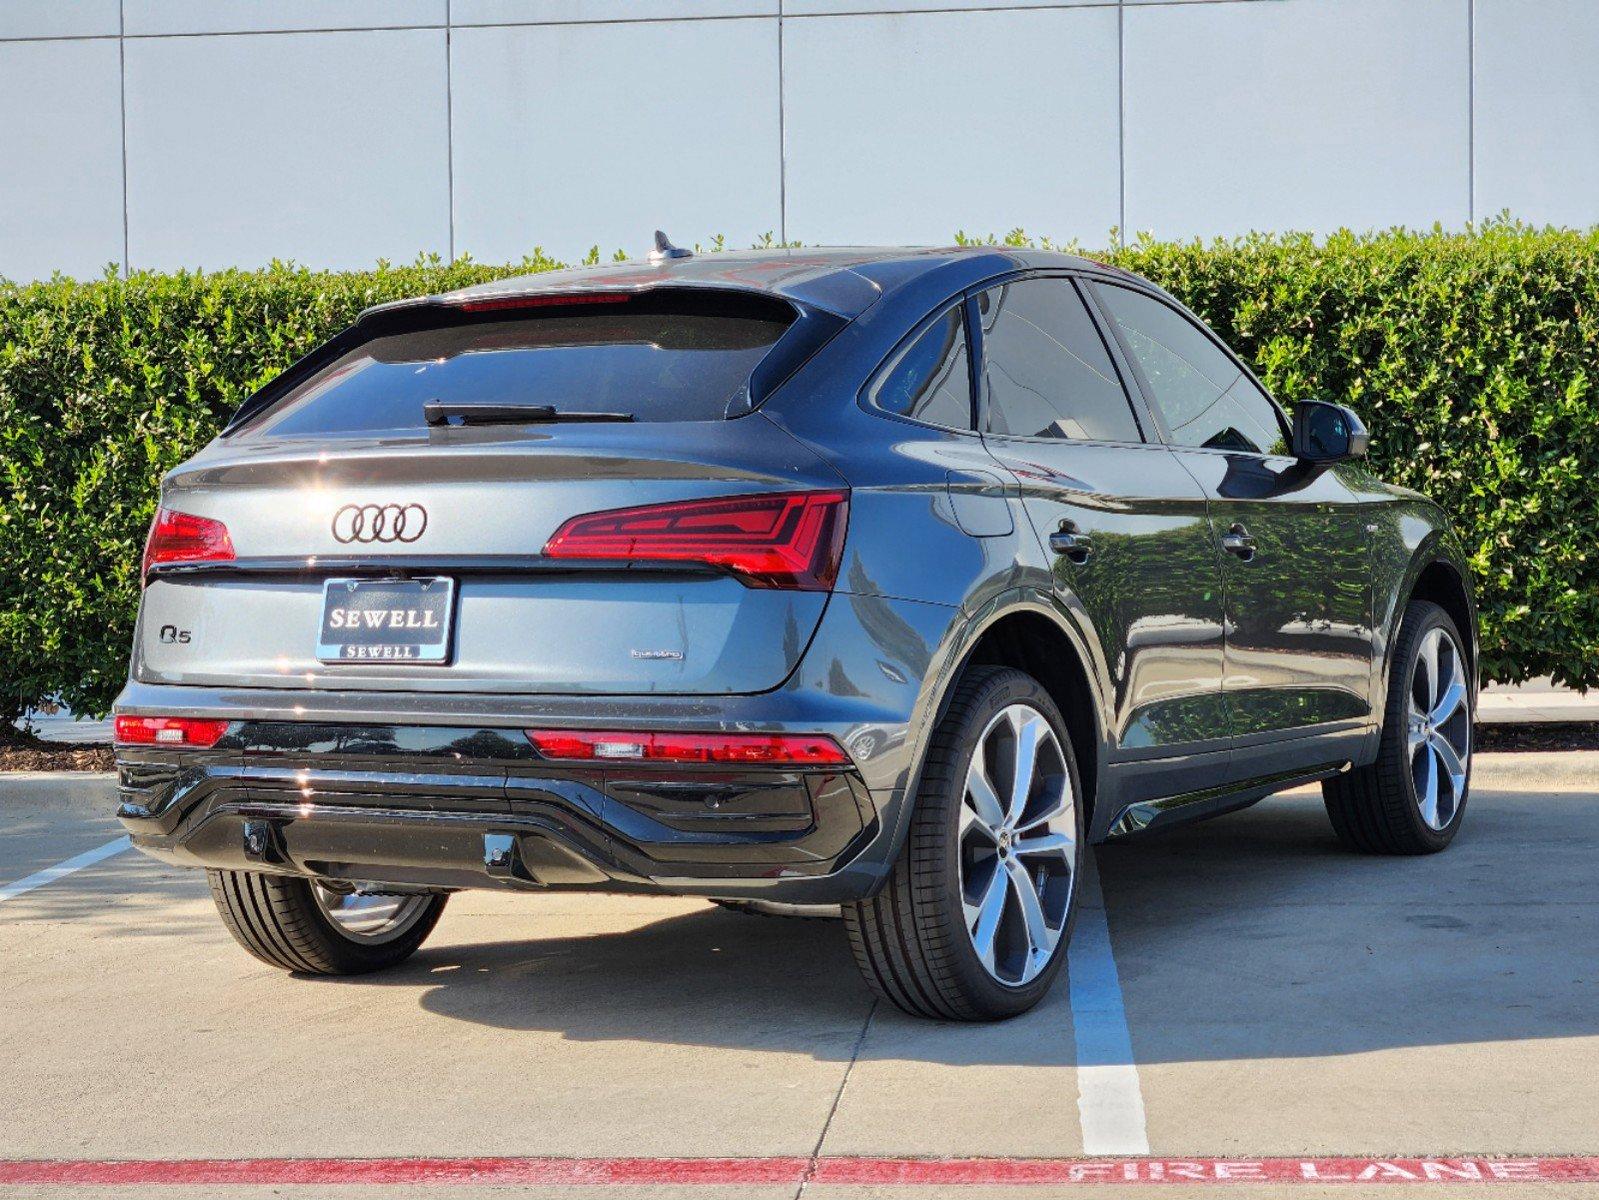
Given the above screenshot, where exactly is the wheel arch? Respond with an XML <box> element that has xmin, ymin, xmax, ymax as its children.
<box><xmin>1384</xmin><ymin>542</ymin><xmax>1479</xmax><ymax>691</ymax></box>
<box><xmin>1368</xmin><ymin>534</ymin><xmax>1480</xmax><ymax>758</ymax></box>
<box><xmin>914</xmin><ymin>593</ymin><xmax>1109</xmax><ymax>843</ymax></box>
<box><xmin>1408</xmin><ymin>558</ymin><xmax>1478</xmax><ymax>682</ymax></box>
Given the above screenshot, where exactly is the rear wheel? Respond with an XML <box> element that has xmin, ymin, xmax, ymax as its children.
<box><xmin>1323</xmin><ymin>600</ymin><xmax>1473</xmax><ymax>854</ymax></box>
<box><xmin>207</xmin><ymin>870</ymin><xmax>447</xmax><ymax>975</ymax></box>
<box><xmin>844</xmin><ymin>666</ymin><xmax>1083</xmax><ymax>1020</ymax></box>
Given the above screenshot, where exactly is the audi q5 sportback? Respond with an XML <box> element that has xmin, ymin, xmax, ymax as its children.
<box><xmin>115</xmin><ymin>244</ymin><xmax>1477</xmax><ymax>1020</ymax></box>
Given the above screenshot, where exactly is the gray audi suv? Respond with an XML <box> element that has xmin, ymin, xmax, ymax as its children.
<box><xmin>115</xmin><ymin>243</ymin><xmax>1477</xmax><ymax>1020</ymax></box>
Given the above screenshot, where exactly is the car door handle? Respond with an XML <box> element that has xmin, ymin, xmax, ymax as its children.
<box><xmin>1220</xmin><ymin>523</ymin><xmax>1257</xmax><ymax>561</ymax></box>
<box><xmin>1048</xmin><ymin>525</ymin><xmax>1093</xmax><ymax>564</ymax></box>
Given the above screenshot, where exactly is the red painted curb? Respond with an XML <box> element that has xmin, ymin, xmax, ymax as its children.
<box><xmin>0</xmin><ymin>1158</ymin><xmax>805</xmax><ymax>1186</ymax></box>
<box><xmin>2</xmin><ymin>1156</ymin><xmax>1597</xmax><ymax>1187</ymax></box>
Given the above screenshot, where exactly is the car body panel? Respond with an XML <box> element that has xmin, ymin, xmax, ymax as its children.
<box><xmin>984</xmin><ymin>438</ymin><xmax>1229</xmax><ymax>759</ymax></box>
<box><xmin>115</xmin><ymin>245</ymin><xmax>1476</xmax><ymax>902</ymax></box>
<box><xmin>136</xmin><ymin>413</ymin><xmax>846</xmax><ymax>695</ymax></box>
<box><xmin>1171</xmin><ymin>448</ymin><xmax>1376</xmax><ymax>741</ymax></box>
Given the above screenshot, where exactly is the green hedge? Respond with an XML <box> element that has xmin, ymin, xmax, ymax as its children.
<box><xmin>0</xmin><ymin>256</ymin><xmax>555</xmax><ymax>723</ymax></box>
<box><xmin>2</xmin><ymin>225</ymin><xmax>1596</xmax><ymax>721</ymax></box>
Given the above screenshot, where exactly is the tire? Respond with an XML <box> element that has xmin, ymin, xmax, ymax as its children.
<box><xmin>207</xmin><ymin>870</ymin><xmax>447</xmax><ymax>975</ymax></box>
<box><xmin>844</xmin><ymin>666</ymin><xmax>1085</xmax><ymax>1021</ymax></box>
<box><xmin>1323</xmin><ymin>599</ymin><xmax>1474</xmax><ymax>854</ymax></box>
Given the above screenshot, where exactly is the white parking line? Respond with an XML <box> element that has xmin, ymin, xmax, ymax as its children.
<box><xmin>0</xmin><ymin>836</ymin><xmax>131</xmax><ymax>904</ymax></box>
<box><xmin>1068</xmin><ymin>854</ymin><xmax>1151</xmax><ymax>1155</ymax></box>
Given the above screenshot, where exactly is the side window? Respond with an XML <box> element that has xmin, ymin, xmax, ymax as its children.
<box><xmin>978</xmin><ymin>277</ymin><xmax>1142</xmax><ymax>443</ymax></box>
<box><xmin>867</xmin><ymin>305</ymin><xmax>973</xmax><ymax>430</ymax></box>
<box><xmin>1095</xmin><ymin>284</ymin><xmax>1289</xmax><ymax>456</ymax></box>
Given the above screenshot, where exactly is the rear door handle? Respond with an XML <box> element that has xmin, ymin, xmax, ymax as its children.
<box><xmin>1220</xmin><ymin>523</ymin><xmax>1257</xmax><ymax>561</ymax></box>
<box><xmin>1049</xmin><ymin>525</ymin><xmax>1093</xmax><ymax>564</ymax></box>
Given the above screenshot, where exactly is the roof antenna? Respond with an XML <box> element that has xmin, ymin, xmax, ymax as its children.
<box><xmin>648</xmin><ymin>230</ymin><xmax>693</xmax><ymax>263</ymax></box>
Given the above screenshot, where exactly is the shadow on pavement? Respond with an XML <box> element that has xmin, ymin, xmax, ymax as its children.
<box><xmin>381</xmin><ymin>902</ymin><xmax>880</xmax><ymax>1044</ymax></box>
<box><xmin>1098</xmin><ymin>788</ymin><xmax>1599</xmax><ymax>1065</ymax></box>
<box><xmin>8</xmin><ymin>781</ymin><xmax>1593</xmax><ymax>1070</ymax></box>
<box><xmin>287</xmin><ymin>786</ymin><xmax>1598</xmax><ymax>1067</ymax></box>
<box><xmin>374</xmin><ymin>902</ymin><xmax>1078</xmax><ymax>1067</ymax></box>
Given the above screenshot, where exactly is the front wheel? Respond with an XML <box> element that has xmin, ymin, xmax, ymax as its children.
<box><xmin>208</xmin><ymin>870</ymin><xmax>447</xmax><ymax>975</ymax></box>
<box><xmin>844</xmin><ymin>666</ymin><xmax>1084</xmax><ymax>1021</ymax></box>
<box><xmin>1323</xmin><ymin>599</ymin><xmax>1474</xmax><ymax>854</ymax></box>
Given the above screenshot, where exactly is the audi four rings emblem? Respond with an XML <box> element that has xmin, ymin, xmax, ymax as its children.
<box><xmin>332</xmin><ymin>503</ymin><xmax>428</xmax><ymax>544</ymax></box>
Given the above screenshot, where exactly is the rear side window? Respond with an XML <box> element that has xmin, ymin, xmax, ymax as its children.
<box><xmin>1095</xmin><ymin>284</ymin><xmax>1288</xmax><ymax>456</ymax></box>
<box><xmin>243</xmin><ymin>291</ymin><xmax>795</xmax><ymax>436</ymax></box>
<box><xmin>866</xmin><ymin>305</ymin><xmax>974</xmax><ymax>430</ymax></box>
<box><xmin>977</xmin><ymin>277</ymin><xmax>1142</xmax><ymax>443</ymax></box>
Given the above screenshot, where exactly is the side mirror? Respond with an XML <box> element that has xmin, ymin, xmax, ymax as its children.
<box><xmin>1292</xmin><ymin>401</ymin><xmax>1369</xmax><ymax>463</ymax></box>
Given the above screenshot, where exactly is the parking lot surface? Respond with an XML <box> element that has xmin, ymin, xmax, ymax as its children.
<box><xmin>1</xmin><ymin>754</ymin><xmax>1596</xmax><ymax>1198</ymax></box>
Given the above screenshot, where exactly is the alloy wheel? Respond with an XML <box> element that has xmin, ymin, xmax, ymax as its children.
<box><xmin>311</xmin><ymin>882</ymin><xmax>434</xmax><ymax>944</ymax></box>
<box><xmin>1406</xmin><ymin>625</ymin><xmax>1472</xmax><ymax>831</ymax></box>
<box><xmin>958</xmin><ymin>703</ymin><xmax>1076</xmax><ymax>986</ymax></box>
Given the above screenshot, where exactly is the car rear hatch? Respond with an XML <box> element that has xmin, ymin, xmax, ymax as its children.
<box><xmin>134</xmin><ymin>287</ymin><xmax>850</xmax><ymax>696</ymax></box>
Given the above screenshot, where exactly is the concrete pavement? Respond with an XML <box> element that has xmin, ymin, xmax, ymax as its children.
<box><xmin>1</xmin><ymin>755</ymin><xmax>1596</xmax><ymax>1196</ymax></box>
<box><xmin>1478</xmin><ymin>679</ymin><xmax>1599</xmax><ymax>725</ymax></box>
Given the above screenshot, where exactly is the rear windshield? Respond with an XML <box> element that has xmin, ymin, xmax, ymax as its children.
<box><xmin>242</xmin><ymin>291</ymin><xmax>795</xmax><ymax>436</ymax></box>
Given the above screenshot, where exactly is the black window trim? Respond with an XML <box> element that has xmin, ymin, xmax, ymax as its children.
<box><xmin>857</xmin><ymin>296</ymin><xmax>981</xmax><ymax>436</ymax></box>
<box><xmin>966</xmin><ymin>268</ymin><xmax>1156</xmax><ymax>450</ymax></box>
<box><xmin>1081</xmin><ymin>276</ymin><xmax>1294</xmax><ymax>461</ymax></box>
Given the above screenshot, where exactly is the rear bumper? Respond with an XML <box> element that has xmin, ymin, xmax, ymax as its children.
<box><xmin>115</xmin><ymin>721</ymin><xmax>904</xmax><ymax>903</ymax></box>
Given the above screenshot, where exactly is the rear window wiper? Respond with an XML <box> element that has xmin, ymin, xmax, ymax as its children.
<box><xmin>424</xmin><ymin>401</ymin><xmax>635</xmax><ymax>426</ymax></box>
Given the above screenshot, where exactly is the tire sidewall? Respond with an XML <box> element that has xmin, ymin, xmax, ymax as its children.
<box><xmin>923</xmin><ymin>669</ymin><xmax>1085</xmax><ymax>1018</ymax></box>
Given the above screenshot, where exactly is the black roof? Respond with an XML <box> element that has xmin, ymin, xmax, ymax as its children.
<box><xmin>364</xmin><ymin>245</ymin><xmax>1126</xmax><ymax>322</ymax></box>
<box><xmin>235</xmin><ymin>246</ymin><xmax>1144</xmax><ymax>436</ymax></box>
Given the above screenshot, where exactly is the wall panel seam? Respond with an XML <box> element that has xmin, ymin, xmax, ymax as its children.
<box><xmin>45</xmin><ymin>25</ymin><xmax>449</xmax><ymax>41</ymax></box>
<box><xmin>3</xmin><ymin>4</ymin><xmax>1306</xmax><ymax>44</ymax></box>
<box><xmin>1117</xmin><ymin>0</ymin><xmax>1125</xmax><ymax>245</ymax></box>
<box><xmin>783</xmin><ymin>4</ymin><xmax>1116</xmax><ymax>17</ymax></box>
<box><xmin>447</xmin><ymin>0</ymin><xmax>456</xmax><ymax>262</ymax></box>
<box><xmin>0</xmin><ymin>34</ymin><xmax>121</xmax><ymax>44</ymax></box>
<box><xmin>778</xmin><ymin>0</ymin><xmax>788</xmax><ymax>244</ymax></box>
<box><xmin>1467</xmin><ymin>0</ymin><xmax>1475</xmax><ymax>225</ymax></box>
<box><xmin>118</xmin><ymin>0</ymin><xmax>130</xmax><ymax>275</ymax></box>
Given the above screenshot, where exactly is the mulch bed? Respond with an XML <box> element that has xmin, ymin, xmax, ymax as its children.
<box><xmin>3</xmin><ymin>722</ymin><xmax>1596</xmax><ymax>773</ymax></box>
<box><xmin>1473</xmin><ymin>722</ymin><xmax>1599</xmax><ymax>753</ymax></box>
<box><xmin>0</xmin><ymin>732</ymin><xmax>115</xmax><ymax>773</ymax></box>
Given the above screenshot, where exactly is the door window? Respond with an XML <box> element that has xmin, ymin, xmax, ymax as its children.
<box><xmin>977</xmin><ymin>278</ymin><xmax>1142</xmax><ymax>443</ymax></box>
<box><xmin>867</xmin><ymin>305</ymin><xmax>974</xmax><ymax>430</ymax></box>
<box><xmin>1095</xmin><ymin>284</ymin><xmax>1288</xmax><ymax>456</ymax></box>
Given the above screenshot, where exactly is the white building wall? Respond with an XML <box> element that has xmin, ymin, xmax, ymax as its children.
<box><xmin>1</xmin><ymin>0</ymin><xmax>1596</xmax><ymax>281</ymax></box>
<box><xmin>1124</xmin><ymin>0</ymin><xmax>1471</xmax><ymax>238</ymax></box>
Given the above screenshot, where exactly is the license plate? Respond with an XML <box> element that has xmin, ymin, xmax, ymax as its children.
<box><xmin>316</xmin><ymin>577</ymin><xmax>455</xmax><ymax>664</ymax></box>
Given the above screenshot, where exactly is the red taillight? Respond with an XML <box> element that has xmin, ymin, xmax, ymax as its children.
<box><xmin>526</xmin><ymin>730</ymin><xmax>849</xmax><ymax>766</ymax></box>
<box><xmin>113</xmin><ymin>715</ymin><xmax>230</xmax><ymax>748</ymax></box>
<box><xmin>142</xmin><ymin>507</ymin><xmax>234</xmax><ymax>584</ymax></box>
<box><xmin>543</xmin><ymin>490</ymin><xmax>848</xmax><ymax>591</ymax></box>
<box><xmin>458</xmin><ymin>292</ymin><xmax>633</xmax><ymax>313</ymax></box>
